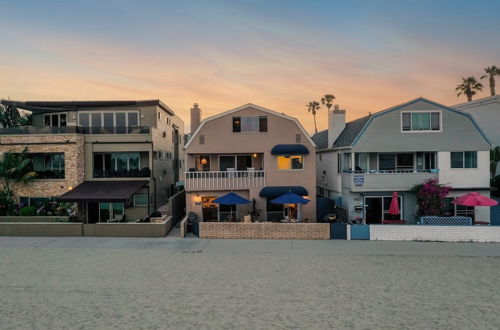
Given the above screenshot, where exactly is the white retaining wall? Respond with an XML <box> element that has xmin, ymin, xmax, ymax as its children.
<box><xmin>370</xmin><ymin>225</ymin><xmax>500</xmax><ymax>243</ymax></box>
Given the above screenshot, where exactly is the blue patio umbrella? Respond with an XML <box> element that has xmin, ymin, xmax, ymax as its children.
<box><xmin>270</xmin><ymin>191</ymin><xmax>309</xmax><ymax>220</ymax></box>
<box><xmin>214</xmin><ymin>192</ymin><xmax>251</xmax><ymax>205</ymax></box>
<box><xmin>270</xmin><ymin>192</ymin><xmax>310</xmax><ymax>205</ymax></box>
<box><xmin>213</xmin><ymin>192</ymin><xmax>251</xmax><ymax>221</ymax></box>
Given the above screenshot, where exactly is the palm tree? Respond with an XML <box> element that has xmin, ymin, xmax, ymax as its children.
<box><xmin>320</xmin><ymin>93</ymin><xmax>336</xmax><ymax>111</ymax></box>
<box><xmin>491</xmin><ymin>146</ymin><xmax>500</xmax><ymax>178</ymax></box>
<box><xmin>0</xmin><ymin>148</ymin><xmax>37</xmax><ymax>215</ymax></box>
<box><xmin>481</xmin><ymin>65</ymin><xmax>500</xmax><ymax>96</ymax></box>
<box><xmin>307</xmin><ymin>101</ymin><xmax>321</xmax><ymax>134</ymax></box>
<box><xmin>456</xmin><ymin>77</ymin><xmax>483</xmax><ymax>102</ymax></box>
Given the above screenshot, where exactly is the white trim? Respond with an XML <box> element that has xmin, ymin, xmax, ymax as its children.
<box><xmin>184</xmin><ymin>103</ymin><xmax>316</xmax><ymax>149</ymax></box>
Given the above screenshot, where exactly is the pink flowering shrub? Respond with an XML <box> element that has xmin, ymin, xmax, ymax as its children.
<box><xmin>411</xmin><ymin>178</ymin><xmax>452</xmax><ymax>218</ymax></box>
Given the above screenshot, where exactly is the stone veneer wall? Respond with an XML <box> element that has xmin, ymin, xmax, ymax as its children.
<box><xmin>199</xmin><ymin>222</ymin><xmax>330</xmax><ymax>240</ymax></box>
<box><xmin>0</xmin><ymin>134</ymin><xmax>85</xmax><ymax>199</ymax></box>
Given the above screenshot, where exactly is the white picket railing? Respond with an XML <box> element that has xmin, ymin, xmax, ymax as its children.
<box><xmin>185</xmin><ymin>170</ymin><xmax>265</xmax><ymax>191</ymax></box>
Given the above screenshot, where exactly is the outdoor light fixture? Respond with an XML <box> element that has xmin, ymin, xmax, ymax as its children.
<box><xmin>68</xmin><ymin>186</ymin><xmax>73</xmax><ymax>190</ymax></box>
<box><xmin>201</xmin><ymin>158</ymin><xmax>208</xmax><ymax>165</ymax></box>
<box><xmin>194</xmin><ymin>194</ymin><xmax>202</xmax><ymax>205</ymax></box>
<box><xmin>253</xmin><ymin>153</ymin><xmax>257</xmax><ymax>158</ymax></box>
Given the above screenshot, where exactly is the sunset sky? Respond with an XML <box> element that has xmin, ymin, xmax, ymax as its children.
<box><xmin>1</xmin><ymin>0</ymin><xmax>499</xmax><ymax>133</ymax></box>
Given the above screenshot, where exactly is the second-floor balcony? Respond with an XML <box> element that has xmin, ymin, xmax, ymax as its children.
<box><xmin>0</xmin><ymin>126</ymin><xmax>150</xmax><ymax>135</ymax></box>
<box><xmin>185</xmin><ymin>170</ymin><xmax>266</xmax><ymax>191</ymax></box>
<box><xmin>342</xmin><ymin>169</ymin><xmax>439</xmax><ymax>191</ymax></box>
<box><xmin>93</xmin><ymin>168</ymin><xmax>151</xmax><ymax>178</ymax></box>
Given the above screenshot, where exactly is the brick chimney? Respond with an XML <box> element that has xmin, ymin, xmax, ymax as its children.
<box><xmin>190</xmin><ymin>103</ymin><xmax>201</xmax><ymax>133</ymax></box>
<box><xmin>328</xmin><ymin>104</ymin><xmax>346</xmax><ymax>148</ymax></box>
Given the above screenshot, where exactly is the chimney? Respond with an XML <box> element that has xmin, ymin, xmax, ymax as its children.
<box><xmin>190</xmin><ymin>103</ymin><xmax>201</xmax><ymax>133</ymax></box>
<box><xmin>328</xmin><ymin>104</ymin><xmax>346</xmax><ymax>148</ymax></box>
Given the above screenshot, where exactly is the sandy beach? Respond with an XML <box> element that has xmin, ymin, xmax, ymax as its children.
<box><xmin>0</xmin><ymin>237</ymin><xmax>499</xmax><ymax>329</ymax></box>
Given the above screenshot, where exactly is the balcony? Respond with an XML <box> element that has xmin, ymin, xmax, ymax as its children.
<box><xmin>342</xmin><ymin>169</ymin><xmax>439</xmax><ymax>191</ymax></box>
<box><xmin>185</xmin><ymin>170</ymin><xmax>266</xmax><ymax>191</ymax></box>
<box><xmin>0</xmin><ymin>126</ymin><xmax>150</xmax><ymax>135</ymax></box>
<box><xmin>93</xmin><ymin>168</ymin><xmax>151</xmax><ymax>178</ymax></box>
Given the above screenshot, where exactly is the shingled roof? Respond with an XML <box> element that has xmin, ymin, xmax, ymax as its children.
<box><xmin>312</xmin><ymin>114</ymin><xmax>372</xmax><ymax>150</ymax></box>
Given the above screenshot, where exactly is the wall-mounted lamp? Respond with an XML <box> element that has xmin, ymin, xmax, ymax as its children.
<box><xmin>194</xmin><ymin>193</ymin><xmax>202</xmax><ymax>205</ymax></box>
<box><xmin>67</xmin><ymin>186</ymin><xmax>73</xmax><ymax>190</ymax></box>
<box><xmin>252</xmin><ymin>153</ymin><xmax>257</xmax><ymax>158</ymax></box>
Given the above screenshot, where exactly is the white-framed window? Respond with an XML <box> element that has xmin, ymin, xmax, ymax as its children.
<box><xmin>401</xmin><ymin>111</ymin><xmax>441</xmax><ymax>132</ymax></box>
<box><xmin>277</xmin><ymin>155</ymin><xmax>303</xmax><ymax>170</ymax></box>
<box><xmin>451</xmin><ymin>151</ymin><xmax>477</xmax><ymax>169</ymax></box>
<box><xmin>134</xmin><ymin>194</ymin><xmax>148</xmax><ymax>206</ymax></box>
<box><xmin>44</xmin><ymin>112</ymin><xmax>67</xmax><ymax>127</ymax></box>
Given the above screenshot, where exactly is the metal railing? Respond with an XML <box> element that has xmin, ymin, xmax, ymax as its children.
<box><xmin>342</xmin><ymin>169</ymin><xmax>439</xmax><ymax>174</ymax></box>
<box><xmin>0</xmin><ymin>126</ymin><xmax>150</xmax><ymax>135</ymax></box>
<box><xmin>185</xmin><ymin>170</ymin><xmax>265</xmax><ymax>190</ymax></box>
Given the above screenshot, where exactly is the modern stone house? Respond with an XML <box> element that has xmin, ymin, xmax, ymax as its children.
<box><xmin>0</xmin><ymin>100</ymin><xmax>184</xmax><ymax>223</ymax></box>
<box><xmin>184</xmin><ymin>104</ymin><xmax>317</xmax><ymax>222</ymax></box>
<box><xmin>313</xmin><ymin>97</ymin><xmax>491</xmax><ymax>223</ymax></box>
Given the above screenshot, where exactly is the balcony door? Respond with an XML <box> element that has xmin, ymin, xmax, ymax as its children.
<box><xmin>219</xmin><ymin>155</ymin><xmax>252</xmax><ymax>171</ymax></box>
<box><xmin>365</xmin><ymin>196</ymin><xmax>403</xmax><ymax>224</ymax></box>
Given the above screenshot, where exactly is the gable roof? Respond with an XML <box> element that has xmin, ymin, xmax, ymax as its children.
<box><xmin>351</xmin><ymin>97</ymin><xmax>491</xmax><ymax>146</ymax></box>
<box><xmin>184</xmin><ymin>103</ymin><xmax>316</xmax><ymax>149</ymax></box>
<box><xmin>315</xmin><ymin>97</ymin><xmax>491</xmax><ymax>151</ymax></box>
<box><xmin>1</xmin><ymin>99</ymin><xmax>175</xmax><ymax>115</ymax></box>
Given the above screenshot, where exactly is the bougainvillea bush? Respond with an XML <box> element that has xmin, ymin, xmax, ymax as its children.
<box><xmin>411</xmin><ymin>178</ymin><xmax>452</xmax><ymax>218</ymax></box>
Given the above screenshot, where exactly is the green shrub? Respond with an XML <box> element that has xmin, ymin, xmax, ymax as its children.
<box><xmin>19</xmin><ymin>206</ymin><xmax>37</xmax><ymax>216</ymax></box>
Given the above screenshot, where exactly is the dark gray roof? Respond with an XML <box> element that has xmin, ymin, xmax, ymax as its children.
<box><xmin>1</xmin><ymin>99</ymin><xmax>175</xmax><ymax>115</ymax></box>
<box><xmin>311</xmin><ymin>130</ymin><xmax>328</xmax><ymax>149</ymax></box>
<box><xmin>311</xmin><ymin>114</ymin><xmax>372</xmax><ymax>150</ymax></box>
<box><xmin>333</xmin><ymin>114</ymin><xmax>372</xmax><ymax>148</ymax></box>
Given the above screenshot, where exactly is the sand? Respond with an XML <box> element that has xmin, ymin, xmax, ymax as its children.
<box><xmin>0</xmin><ymin>237</ymin><xmax>499</xmax><ymax>329</ymax></box>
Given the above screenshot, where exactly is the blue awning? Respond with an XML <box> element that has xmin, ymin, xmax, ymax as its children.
<box><xmin>270</xmin><ymin>144</ymin><xmax>309</xmax><ymax>155</ymax></box>
<box><xmin>270</xmin><ymin>192</ymin><xmax>310</xmax><ymax>205</ymax></box>
<box><xmin>259</xmin><ymin>186</ymin><xmax>308</xmax><ymax>198</ymax></box>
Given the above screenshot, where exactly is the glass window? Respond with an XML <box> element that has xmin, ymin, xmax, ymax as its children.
<box><xmin>232</xmin><ymin>117</ymin><xmax>241</xmax><ymax>132</ymax></box>
<box><xmin>402</xmin><ymin>113</ymin><xmax>411</xmax><ymax>131</ymax></box>
<box><xmin>79</xmin><ymin>113</ymin><xmax>90</xmax><ymax>130</ymax></box>
<box><xmin>103</xmin><ymin>113</ymin><xmax>114</xmax><ymax>132</ymax></box>
<box><xmin>402</xmin><ymin>112</ymin><xmax>440</xmax><ymax>132</ymax></box>
<box><xmin>220</xmin><ymin>156</ymin><xmax>236</xmax><ymax>171</ymax></box>
<box><xmin>456</xmin><ymin>204</ymin><xmax>475</xmax><ymax>221</ymax></box>
<box><xmin>99</xmin><ymin>203</ymin><xmax>111</xmax><ymax>222</ymax></box>
<box><xmin>29</xmin><ymin>153</ymin><xmax>65</xmax><ymax>178</ymax></box>
<box><xmin>44</xmin><ymin>115</ymin><xmax>51</xmax><ymax>127</ymax></box>
<box><xmin>277</xmin><ymin>155</ymin><xmax>303</xmax><ymax>170</ymax></box>
<box><xmin>464</xmin><ymin>151</ymin><xmax>477</xmax><ymax>168</ymax></box>
<box><xmin>60</xmin><ymin>114</ymin><xmax>67</xmax><ymax>127</ymax></box>
<box><xmin>397</xmin><ymin>153</ymin><xmax>414</xmax><ymax>170</ymax></box>
<box><xmin>51</xmin><ymin>114</ymin><xmax>59</xmax><ymax>127</ymax></box>
<box><xmin>451</xmin><ymin>151</ymin><xmax>477</xmax><ymax>169</ymax></box>
<box><xmin>128</xmin><ymin>112</ymin><xmax>139</xmax><ymax>131</ymax></box>
<box><xmin>241</xmin><ymin>117</ymin><xmax>259</xmax><ymax>132</ymax></box>
<box><xmin>379</xmin><ymin>154</ymin><xmax>396</xmax><ymax>171</ymax></box>
<box><xmin>128</xmin><ymin>152</ymin><xmax>140</xmax><ymax>170</ymax></box>
<box><xmin>431</xmin><ymin>113</ymin><xmax>440</xmax><ymax>130</ymax></box>
<box><xmin>259</xmin><ymin>116</ymin><xmax>268</xmax><ymax>132</ymax></box>
<box><xmin>412</xmin><ymin>113</ymin><xmax>430</xmax><ymax>131</ymax></box>
<box><xmin>91</xmin><ymin>113</ymin><xmax>102</xmax><ymax>133</ymax></box>
<box><xmin>355</xmin><ymin>153</ymin><xmax>369</xmax><ymax>171</ymax></box>
<box><xmin>343</xmin><ymin>153</ymin><xmax>352</xmax><ymax>171</ymax></box>
<box><xmin>116</xmin><ymin>113</ymin><xmax>126</xmax><ymax>134</ymax></box>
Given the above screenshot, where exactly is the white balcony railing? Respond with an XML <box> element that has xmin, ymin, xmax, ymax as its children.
<box><xmin>185</xmin><ymin>170</ymin><xmax>265</xmax><ymax>191</ymax></box>
<box><xmin>342</xmin><ymin>169</ymin><xmax>439</xmax><ymax>191</ymax></box>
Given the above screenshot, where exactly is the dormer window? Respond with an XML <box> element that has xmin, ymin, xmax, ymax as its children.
<box><xmin>401</xmin><ymin>111</ymin><xmax>441</xmax><ymax>132</ymax></box>
<box><xmin>232</xmin><ymin>116</ymin><xmax>268</xmax><ymax>132</ymax></box>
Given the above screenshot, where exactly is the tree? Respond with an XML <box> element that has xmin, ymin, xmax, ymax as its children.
<box><xmin>320</xmin><ymin>93</ymin><xmax>336</xmax><ymax>111</ymax></box>
<box><xmin>455</xmin><ymin>77</ymin><xmax>483</xmax><ymax>102</ymax></box>
<box><xmin>481</xmin><ymin>65</ymin><xmax>500</xmax><ymax>96</ymax></box>
<box><xmin>491</xmin><ymin>146</ymin><xmax>500</xmax><ymax>178</ymax></box>
<box><xmin>0</xmin><ymin>149</ymin><xmax>37</xmax><ymax>215</ymax></box>
<box><xmin>307</xmin><ymin>101</ymin><xmax>321</xmax><ymax>134</ymax></box>
<box><xmin>0</xmin><ymin>103</ymin><xmax>32</xmax><ymax>127</ymax></box>
<box><xmin>411</xmin><ymin>178</ymin><xmax>452</xmax><ymax>218</ymax></box>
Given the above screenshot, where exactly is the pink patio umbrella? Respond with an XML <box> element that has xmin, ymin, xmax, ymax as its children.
<box><xmin>452</xmin><ymin>192</ymin><xmax>498</xmax><ymax>207</ymax></box>
<box><xmin>389</xmin><ymin>192</ymin><xmax>400</xmax><ymax>216</ymax></box>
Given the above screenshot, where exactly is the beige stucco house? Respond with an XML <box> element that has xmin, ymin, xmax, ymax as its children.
<box><xmin>184</xmin><ymin>104</ymin><xmax>317</xmax><ymax>222</ymax></box>
<box><xmin>0</xmin><ymin>100</ymin><xmax>184</xmax><ymax>223</ymax></box>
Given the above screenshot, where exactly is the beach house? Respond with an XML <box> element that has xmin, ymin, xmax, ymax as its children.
<box><xmin>0</xmin><ymin>100</ymin><xmax>184</xmax><ymax>222</ymax></box>
<box><xmin>313</xmin><ymin>97</ymin><xmax>491</xmax><ymax>223</ymax></box>
<box><xmin>184</xmin><ymin>104</ymin><xmax>316</xmax><ymax>222</ymax></box>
